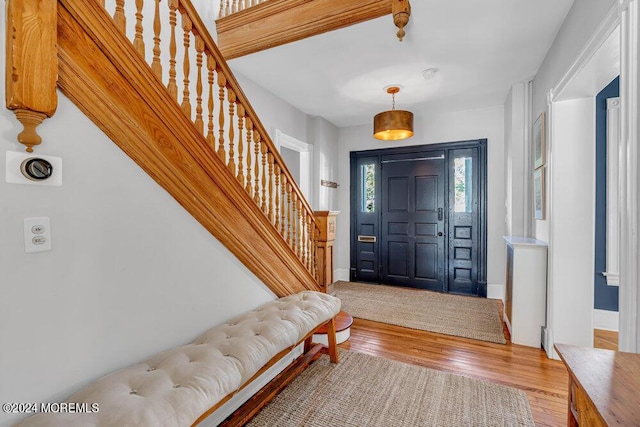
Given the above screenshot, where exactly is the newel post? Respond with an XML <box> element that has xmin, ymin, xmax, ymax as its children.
<box><xmin>6</xmin><ymin>0</ymin><xmax>58</xmax><ymax>152</ymax></box>
<box><xmin>314</xmin><ymin>211</ymin><xmax>339</xmax><ymax>294</ymax></box>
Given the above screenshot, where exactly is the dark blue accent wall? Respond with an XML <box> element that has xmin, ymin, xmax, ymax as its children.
<box><xmin>594</xmin><ymin>76</ymin><xmax>619</xmax><ymax>311</ymax></box>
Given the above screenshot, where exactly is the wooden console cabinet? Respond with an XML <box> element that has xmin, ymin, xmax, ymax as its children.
<box><xmin>503</xmin><ymin>236</ymin><xmax>547</xmax><ymax>347</ymax></box>
<box><xmin>555</xmin><ymin>344</ymin><xmax>640</xmax><ymax>426</ymax></box>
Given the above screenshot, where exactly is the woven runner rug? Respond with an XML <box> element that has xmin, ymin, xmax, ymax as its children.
<box><xmin>334</xmin><ymin>281</ymin><xmax>506</xmax><ymax>344</ymax></box>
<box><xmin>248</xmin><ymin>350</ymin><xmax>534</xmax><ymax>426</ymax></box>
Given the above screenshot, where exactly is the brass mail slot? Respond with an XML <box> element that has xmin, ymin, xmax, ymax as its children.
<box><xmin>358</xmin><ymin>235</ymin><xmax>377</xmax><ymax>243</ymax></box>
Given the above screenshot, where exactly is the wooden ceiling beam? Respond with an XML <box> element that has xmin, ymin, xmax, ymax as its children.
<box><xmin>216</xmin><ymin>0</ymin><xmax>391</xmax><ymax>60</ymax></box>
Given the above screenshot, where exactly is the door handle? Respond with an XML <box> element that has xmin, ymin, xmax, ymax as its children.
<box><xmin>438</xmin><ymin>232</ymin><xmax>444</xmax><ymax>237</ymax></box>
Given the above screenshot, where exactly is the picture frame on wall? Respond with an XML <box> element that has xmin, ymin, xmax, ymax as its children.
<box><xmin>533</xmin><ymin>112</ymin><xmax>546</xmax><ymax>169</ymax></box>
<box><xmin>534</xmin><ymin>167</ymin><xmax>545</xmax><ymax>220</ymax></box>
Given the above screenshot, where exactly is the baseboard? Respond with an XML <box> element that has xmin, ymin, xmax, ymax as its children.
<box><xmin>334</xmin><ymin>268</ymin><xmax>350</xmax><ymax>282</ymax></box>
<box><xmin>487</xmin><ymin>283</ymin><xmax>505</xmax><ymax>302</ymax></box>
<box><xmin>542</xmin><ymin>328</ymin><xmax>560</xmax><ymax>360</ymax></box>
<box><xmin>593</xmin><ymin>309</ymin><xmax>619</xmax><ymax>331</ymax></box>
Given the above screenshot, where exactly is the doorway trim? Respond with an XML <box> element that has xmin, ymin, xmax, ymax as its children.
<box><xmin>274</xmin><ymin>129</ymin><xmax>314</xmax><ymax>208</ymax></box>
<box><xmin>545</xmin><ymin>0</ymin><xmax>639</xmax><ymax>355</ymax></box>
<box><xmin>349</xmin><ymin>139</ymin><xmax>488</xmax><ymax>296</ymax></box>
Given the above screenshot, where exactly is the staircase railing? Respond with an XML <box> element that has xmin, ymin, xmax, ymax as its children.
<box><xmin>98</xmin><ymin>0</ymin><xmax>319</xmax><ymax>281</ymax></box>
<box><xmin>218</xmin><ymin>0</ymin><xmax>267</xmax><ymax>18</ymax></box>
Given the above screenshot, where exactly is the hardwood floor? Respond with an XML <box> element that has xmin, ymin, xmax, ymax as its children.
<box><xmin>339</xmin><ymin>318</ymin><xmax>569</xmax><ymax>427</ymax></box>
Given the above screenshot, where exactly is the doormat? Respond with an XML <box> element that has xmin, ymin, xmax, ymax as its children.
<box><xmin>334</xmin><ymin>281</ymin><xmax>506</xmax><ymax>344</ymax></box>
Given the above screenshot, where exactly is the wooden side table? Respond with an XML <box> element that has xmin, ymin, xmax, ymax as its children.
<box><xmin>555</xmin><ymin>343</ymin><xmax>640</xmax><ymax>426</ymax></box>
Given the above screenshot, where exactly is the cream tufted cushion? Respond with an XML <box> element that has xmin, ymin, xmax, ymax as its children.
<box><xmin>15</xmin><ymin>291</ymin><xmax>340</xmax><ymax>427</ymax></box>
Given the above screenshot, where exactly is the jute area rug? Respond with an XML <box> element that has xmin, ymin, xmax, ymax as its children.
<box><xmin>334</xmin><ymin>281</ymin><xmax>507</xmax><ymax>344</ymax></box>
<box><xmin>248</xmin><ymin>350</ymin><xmax>534</xmax><ymax>427</ymax></box>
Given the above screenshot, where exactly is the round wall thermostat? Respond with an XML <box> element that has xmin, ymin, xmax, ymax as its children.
<box><xmin>20</xmin><ymin>158</ymin><xmax>54</xmax><ymax>181</ymax></box>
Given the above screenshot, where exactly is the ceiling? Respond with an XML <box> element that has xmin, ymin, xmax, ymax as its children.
<box><xmin>214</xmin><ymin>0</ymin><xmax>575</xmax><ymax>128</ymax></box>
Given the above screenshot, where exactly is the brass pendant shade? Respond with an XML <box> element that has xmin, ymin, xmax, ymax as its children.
<box><xmin>373</xmin><ymin>110</ymin><xmax>414</xmax><ymax>140</ymax></box>
<box><xmin>373</xmin><ymin>86</ymin><xmax>414</xmax><ymax>141</ymax></box>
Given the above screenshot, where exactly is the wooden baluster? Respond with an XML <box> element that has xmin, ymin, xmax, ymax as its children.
<box><xmin>301</xmin><ymin>208</ymin><xmax>307</xmax><ymax>267</ymax></box>
<box><xmin>227</xmin><ymin>89</ymin><xmax>237</xmax><ymax>174</ymax></box>
<box><xmin>245</xmin><ymin>118</ymin><xmax>254</xmax><ymax>195</ymax></box>
<box><xmin>313</xmin><ymin>225</ymin><xmax>319</xmax><ymax>279</ymax></box>
<box><xmin>218</xmin><ymin>0</ymin><xmax>224</xmax><ymax>18</ymax></box>
<box><xmin>284</xmin><ymin>182</ymin><xmax>291</xmax><ymax>246</ymax></box>
<box><xmin>287</xmin><ymin>184</ymin><xmax>294</xmax><ymax>246</ymax></box>
<box><xmin>114</xmin><ymin>0</ymin><xmax>126</xmax><ymax>34</ymax></box>
<box><xmin>280</xmin><ymin>173</ymin><xmax>287</xmax><ymax>237</ymax></box>
<box><xmin>181</xmin><ymin>12</ymin><xmax>192</xmax><ymax>118</ymax></box>
<box><xmin>167</xmin><ymin>0</ymin><xmax>178</xmax><ymax>101</ymax></box>
<box><xmin>268</xmin><ymin>153</ymin><xmax>275</xmax><ymax>223</ymax></box>
<box><xmin>261</xmin><ymin>142</ymin><xmax>268</xmax><ymax>214</ymax></box>
<box><xmin>225</xmin><ymin>0</ymin><xmax>231</xmax><ymax>17</ymax></box>
<box><xmin>297</xmin><ymin>198</ymin><xmax>303</xmax><ymax>259</ymax></box>
<box><xmin>307</xmin><ymin>214</ymin><xmax>314</xmax><ymax>271</ymax></box>
<box><xmin>206</xmin><ymin>54</ymin><xmax>216</xmax><ymax>148</ymax></box>
<box><xmin>253</xmin><ymin>131</ymin><xmax>261</xmax><ymax>205</ymax></box>
<box><xmin>292</xmin><ymin>193</ymin><xmax>299</xmax><ymax>255</ymax></box>
<box><xmin>217</xmin><ymin>73</ymin><xmax>227</xmax><ymax>161</ymax></box>
<box><xmin>134</xmin><ymin>0</ymin><xmax>145</xmax><ymax>56</ymax></box>
<box><xmin>232</xmin><ymin>0</ymin><xmax>238</xmax><ymax>13</ymax></box>
<box><xmin>194</xmin><ymin>36</ymin><xmax>204</xmax><ymax>134</ymax></box>
<box><xmin>274</xmin><ymin>164</ymin><xmax>281</xmax><ymax>232</ymax></box>
<box><xmin>151</xmin><ymin>0</ymin><xmax>162</xmax><ymax>79</ymax></box>
<box><xmin>237</xmin><ymin>104</ymin><xmax>245</xmax><ymax>186</ymax></box>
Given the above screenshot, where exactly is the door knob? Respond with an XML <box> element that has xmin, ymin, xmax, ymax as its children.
<box><xmin>438</xmin><ymin>232</ymin><xmax>444</xmax><ymax>237</ymax></box>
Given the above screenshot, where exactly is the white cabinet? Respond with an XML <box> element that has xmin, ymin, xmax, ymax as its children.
<box><xmin>503</xmin><ymin>236</ymin><xmax>548</xmax><ymax>347</ymax></box>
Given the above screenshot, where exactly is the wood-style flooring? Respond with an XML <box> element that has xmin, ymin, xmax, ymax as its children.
<box><xmin>339</xmin><ymin>318</ymin><xmax>569</xmax><ymax>427</ymax></box>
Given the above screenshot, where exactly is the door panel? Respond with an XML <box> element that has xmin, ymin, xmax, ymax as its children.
<box><xmin>351</xmin><ymin>156</ymin><xmax>379</xmax><ymax>282</ymax></box>
<box><xmin>381</xmin><ymin>154</ymin><xmax>445</xmax><ymax>291</ymax></box>
<box><xmin>448</xmin><ymin>148</ymin><xmax>479</xmax><ymax>295</ymax></box>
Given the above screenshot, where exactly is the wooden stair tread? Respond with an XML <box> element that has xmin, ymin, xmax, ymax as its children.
<box><xmin>315</xmin><ymin>311</ymin><xmax>353</xmax><ymax>334</ymax></box>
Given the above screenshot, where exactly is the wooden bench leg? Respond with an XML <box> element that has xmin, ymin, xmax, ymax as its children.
<box><xmin>304</xmin><ymin>335</ymin><xmax>312</xmax><ymax>353</ymax></box>
<box><xmin>327</xmin><ymin>317</ymin><xmax>339</xmax><ymax>363</ymax></box>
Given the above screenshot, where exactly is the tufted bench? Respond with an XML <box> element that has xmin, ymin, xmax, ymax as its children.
<box><xmin>15</xmin><ymin>291</ymin><xmax>340</xmax><ymax>427</ymax></box>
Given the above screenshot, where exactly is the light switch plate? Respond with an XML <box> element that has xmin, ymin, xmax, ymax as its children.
<box><xmin>24</xmin><ymin>217</ymin><xmax>52</xmax><ymax>253</ymax></box>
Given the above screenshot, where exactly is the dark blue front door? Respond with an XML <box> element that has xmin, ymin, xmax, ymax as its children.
<box><xmin>380</xmin><ymin>152</ymin><xmax>446</xmax><ymax>291</ymax></box>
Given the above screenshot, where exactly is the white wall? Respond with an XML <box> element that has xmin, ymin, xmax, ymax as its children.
<box><xmin>0</xmin><ymin>11</ymin><xmax>275</xmax><ymax>425</ymax></box>
<box><xmin>308</xmin><ymin>116</ymin><xmax>339</xmax><ymax>211</ymax></box>
<box><xmin>530</xmin><ymin>0</ymin><xmax>621</xmax><ymax>356</ymax></box>
<box><xmin>334</xmin><ymin>106</ymin><xmax>506</xmax><ymax>297</ymax></box>
<box><xmin>532</xmin><ymin>0</ymin><xmax>617</xmax><ymax>243</ymax></box>
<box><xmin>547</xmin><ymin>98</ymin><xmax>596</xmax><ymax>352</ymax></box>
<box><xmin>233</xmin><ymin>71</ymin><xmax>340</xmax><ymax>212</ymax></box>
<box><xmin>503</xmin><ymin>82</ymin><xmax>531</xmax><ymax>238</ymax></box>
<box><xmin>533</xmin><ymin>0</ymin><xmax>618</xmax><ymax>115</ymax></box>
<box><xmin>233</xmin><ymin>71</ymin><xmax>308</xmax><ymax>144</ymax></box>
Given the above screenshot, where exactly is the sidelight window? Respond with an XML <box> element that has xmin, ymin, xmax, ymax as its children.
<box><xmin>454</xmin><ymin>157</ymin><xmax>473</xmax><ymax>212</ymax></box>
<box><xmin>361</xmin><ymin>164</ymin><xmax>375</xmax><ymax>213</ymax></box>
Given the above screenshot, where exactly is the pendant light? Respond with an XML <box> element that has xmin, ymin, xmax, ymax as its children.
<box><xmin>373</xmin><ymin>86</ymin><xmax>414</xmax><ymax>141</ymax></box>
